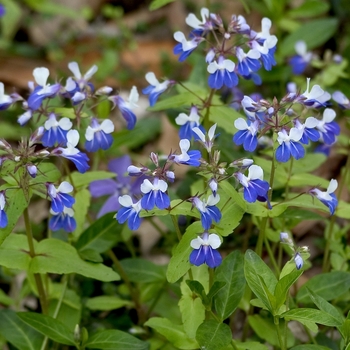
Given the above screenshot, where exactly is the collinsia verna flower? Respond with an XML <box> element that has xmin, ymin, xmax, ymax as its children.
<box><xmin>233</xmin><ymin>117</ymin><xmax>259</xmax><ymax>152</ymax></box>
<box><xmin>0</xmin><ymin>82</ymin><xmax>13</xmax><ymax>110</ymax></box>
<box><xmin>175</xmin><ymin>105</ymin><xmax>205</xmax><ymax>140</ymax></box>
<box><xmin>169</xmin><ymin>139</ymin><xmax>201</xmax><ymax>167</ymax></box>
<box><xmin>26</xmin><ymin>164</ymin><xmax>37</xmax><ymax>178</ymax></box>
<box><xmin>294</xmin><ymin>253</ymin><xmax>303</xmax><ymax>270</ymax></box>
<box><xmin>67</xmin><ymin>61</ymin><xmax>98</xmax><ymax>92</ymax></box>
<box><xmin>0</xmin><ymin>191</ymin><xmax>7</xmax><ymax>228</ymax></box>
<box><xmin>46</xmin><ymin>181</ymin><xmax>75</xmax><ymax>213</ymax></box>
<box><xmin>309</xmin><ymin>179</ymin><xmax>338</xmax><ymax>215</ymax></box>
<box><xmin>52</xmin><ymin>130</ymin><xmax>89</xmax><ymax>173</ymax></box>
<box><xmin>192</xmin><ymin>123</ymin><xmax>217</xmax><ymax>153</ymax></box>
<box><xmin>89</xmin><ymin>156</ymin><xmax>144</xmax><ymax>218</ymax></box>
<box><xmin>207</xmin><ymin>56</ymin><xmax>238</xmax><ymax>89</ymax></box>
<box><xmin>185</xmin><ymin>7</ymin><xmax>211</xmax><ymax>36</ymax></box>
<box><xmin>27</xmin><ymin>67</ymin><xmax>61</xmax><ymax>111</ymax></box>
<box><xmin>293</xmin><ymin>117</ymin><xmax>320</xmax><ymax>144</ymax></box>
<box><xmin>332</xmin><ymin>91</ymin><xmax>350</xmax><ymax>109</ymax></box>
<box><xmin>42</xmin><ymin>114</ymin><xmax>72</xmax><ymax>147</ymax></box>
<box><xmin>276</xmin><ymin>128</ymin><xmax>304</xmax><ymax>163</ymax></box>
<box><xmin>49</xmin><ymin>207</ymin><xmax>76</xmax><ymax>233</ymax></box>
<box><xmin>235</xmin><ymin>47</ymin><xmax>261</xmax><ymax>77</ymax></box>
<box><xmin>143</xmin><ymin>72</ymin><xmax>173</xmax><ymax>107</ymax></box>
<box><xmin>116</xmin><ymin>195</ymin><xmax>142</xmax><ymax>230</ymax></box>
<box><xmin>173</xmin><ymin>31</ymin><xmax>203</xmax><ymax>61</ymax></box>
<box><xmin>108</xmin><ymin>86</ymin><xmax>139</xmax><ymax>130</ymax></box>
<box><xmin>85</xmin><ymin>118</ymin><xmax>114</xmax><ymax>152</ymax></box>
<box><xmin>189</xmin><ymin>232</ymin><xmax>222</xmax><ymax>268</ymax></box>
<box><xmin>299</xmin><ymin>78</ymin><xmax>330</xmax><ymax>107</ymax></box>
<box><xmin>140</xmin><ymin>177</ymin><xmax>170</xmax><ymax>210</ymax></box>
<box><xmin>235</xmin><ymin>165</ymin><xmax>270</xmax><ymax>206</ymax></box>
<box><xmin>189</xmin><ymin>194</ymin><xmax>221</xmax><ymax>230</ymax></box>
<box><xmin>289</xmin><ymin>41</ymin><xmax>313</xmax><ymax>75</ymax></box>
<box><xmin>315</xmin><ymin>108</ymin><xmax>340</xmax><ymax>145</ymax></box>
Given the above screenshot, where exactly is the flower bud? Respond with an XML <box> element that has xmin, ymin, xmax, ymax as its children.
<box><xmin>294</xmin><ymin>253</ymin><xmax>303</xmax><ymax>270</ymax></box>
<box><xmin>27</xmin><ymin>164</ymin><xmax>37</xmax><ymax>178</ymax></box>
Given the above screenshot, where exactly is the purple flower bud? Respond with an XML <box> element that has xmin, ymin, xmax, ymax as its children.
<box><xmin>150</xmin><ymin>152</ymin><xmax>159</xmax><ymax>166</ymax></box>
<box><xmin>27</xmin><ymin>165</ymin><xmax>37</xmax><ymax>178</ymax></box>
<box><xmin>294</xmin><ymin>253</ymin><xmax>303</xmax><ymax>270</ymax></box>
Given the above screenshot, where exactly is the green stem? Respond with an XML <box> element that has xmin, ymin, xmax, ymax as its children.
<box><xmin>108</xmin><ymin>250</ymin><xmax>145</xmax><ymax>324</ymax></box>
<box><xmin>274</xmin><ymin>316</ymin><xmax>285</xmax><ymax>350</ymax></box>
<box><xmin>145</xmin><ymin>281</ymin><xmax>167</xmax><ymax>319</ymax></box>
<box><xmin>23</xmin><ymin>208</ymin><xmax>48</xmax><ymax>314</ymax></box>
<box><xmin>322</xmin><ymin>152</ymin><xmax>350</xmax><ymax>272</ymax></box>
<box><xmin>170</xmin><ymin>214</ymin><xmax>182</xmax><ymax>241</ymax></box>
<box><xmin>231</xmin><ymin>340</ymin><xmax>239</xmax><ymax>350</ymax></box>
<box><xmin>264</xmin><ymin>236</ymin><xmax>280</xmax><ymax>275</ymax></box>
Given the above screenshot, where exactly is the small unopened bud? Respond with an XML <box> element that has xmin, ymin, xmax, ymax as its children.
<box><xmin>209</xmin><ymin>178</ymin><xmax>218</xmax><ymax>196</ymax></box>
<box><xmin>96</xmin><ymin>86</ymin><xmax>113</xmax><ymax>95</ymax></box>
<box><xmin>206</xmin><ymin>49</ymin><xmax>215</xmax><ymax>63</ymax></box>
<box><xmin>72</xmin><ymin>91</ymin><xmax>86</xmax><ymax>104</ymax></box>
<box><xmin>74</xmin><ymin>324</ymin><xmax>81</xmax><ymax>343</ymax></box>
<box><xmin>27</xmin><ymin>165</ymin><xmax>37</xmax><ymax>178</ymax></box>
<box><xmin>280</xmin><ymin>232</ymin><xmax>293</xmax><ymax>245</ymax></box>
<box><xmin>166</xmin><ymin>170</ymin><xmax>175</xmax><ymax>182</ymax></box>
<box><xmin>213</xmin><ymin>150</ymin><xmax>221</xmax><ymax>165</ymax></box>
<box><xmin>127</xmin><ymin>165</ymin><xmax>147</xmax><ymax>176</ymax></box>
<box><xmin>0</xmin><ymin>139</ymin><xmax>12</xmax><ymax>150</ymax></box>
<box><xmin>224</xmin><ymin>33</ymin><xmax>231</xmax><ymax>40</ymax></box>
<box><xmin>294</xmin><ymin>253</ymin><xmax>303</xmax><ymax>270</ymax></box>
<box><xmin>30</xmin><ymin>126</ymin><xmax>44</xmax><ymax>143</ymax></box>
<box><xmin>230</xmin><ymin>158</ymin><xmax>253</xmax><ymax>169</ymax></box>
<box><xmin>14</xmin><ymin>156</ymin><xmax>21</xmax><ymax>162</ymax></box>
<box><xmin>150</xmin><ymin>152</ymin><xmax>158</xmax><ymax>166</ymax></box>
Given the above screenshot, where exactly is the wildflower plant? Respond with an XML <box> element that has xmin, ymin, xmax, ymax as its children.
<box><xmin>0</xmin><ymin>2</ymin><xmax>350</xmax><ymax>350</ymax></box>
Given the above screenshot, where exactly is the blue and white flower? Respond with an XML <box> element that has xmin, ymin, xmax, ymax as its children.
<box><xmin>52</xmin><ymin>130</ymin><xmax>89</xmax><ymax>173</ymax></box>
<box><xmin>185</xmin><ymin>7</ymin><xmax>212</xmax><ymax>35</ymax></box>
<box><xmin>235</xmin><ymin>47</ymin><xmax>261</xmax><ymax>76</ymax></box>
<box><xmin>276</xmin><ymin>128</ymin><xmax>304</xmax><ymax>163</ymax></box>
<box><xmin>309</xmin><ymin>179</ymin><xmax>338</xmax><ymax>215</ymax></box>
<box><xmin>170</xmin><ymin>139</ymin><xmax>201</xmax><ymax>166</ymax></box>
<box><xmin>42</xmin><ymin>114</ymin><xmax>72</xmax><ymax>147</ymax></box>
<box><xmin>173</xmin><ymin>31</ymin><xmax>203</xmax><ymax>61</ymax></box>
<box><xmin>46</xmin><ymin>181</ymin><xmax>75</xmax><ymax>213</ymax></box>
<box><xmin>26</xmin><ymin>164</ymin><xmax>37</xmax><ymax>178</ymax></box>
<box><xmin>207</xmin><ymin>56</ymin><xmax>238</xmax><ymax>89</ymax></box>
<box><xmin>235</xmin><ymin>165</ymin><xmax>270</xmax><ymax>206</ymax></box>
<box><xmin>109</xmin><ymin>86</ymin><xmax>139</xmax><ymax>129</ymax></box>
<box><xmin>0</xmin><ymin>191</ymin><xmax>7</xmax><ymax>228</ymax></box>
<box><xmin>289</xmin><ymin>41</ymin><xmax>313</xmax><ymax>75</ymax></box>
<box><xmin>189</xmin><ymin>232</ymin><xmax>222</xmax><ymax>268</ymax></box>
<box><xmin>27</xmin><ymin>67</ymin><xmax>61</xmax><ymax>111</ymax></box>
<box><xmin>233</xmin><ymin>118</ymin><xmax>259</xmax><ymax>152</ymax></box>
<box><xmin>299</xmin><ymin>78</ymin><xmax>330</xmax><ymax>107</ymax></box>
<box><xmin>190</xmin><ymin>194</ymin><xmax>221</xmax><ymax>230</ymax></box>
<box><xmin>85</xmin><ymin>118</ymin><xmax>114</xmax><ymax>152</ymax></box>
<box><xmin>0</xmin><ymin>82</ymin><xmax>12</xmax><ymax>110</ymax></box>
<box><xmin>49</xmin><ymin>207</ymin><xmax>76</xmax><ymax>233</ymax></box>
<box><xmin>332</xmin><ymin>91</ymin><xmax>350</xmax><ymax>109</ymax></box>
<box><xmin>140</xmin><ymin>177</ymin><xmax>170</xmax><ymax>210</ymax></box>
<box><xmin>192</xmin><ymin>123</ymin><xmax>217</xmax><ymax>153</ymax></box>
<box><xmin>315</xmin><ymin>108</ymin><xmax>340</xmax><ymax>145</ymax></box>
<box><xmin>116</xmin><ymin>195</ymin><xmax>142</xmax><ymax>230</ymax></box>
<box><xmin>293</xmin><ymin>117</ymin><xmax>320</xmax><ymax>144</ymax></box>
<box><xmin>67</xmin><ymin>61</ymin><xmax>98</xmax><ymax>92</ymax></box>
<box><xmin>175</xmin><ymin>105</ymin><xmax>204</xmax><ymax>140</ymax></box>
<box><xmin>142</xmin><ymin>72</ymin><xmax>172</xmax><ymax>107</ymax></box>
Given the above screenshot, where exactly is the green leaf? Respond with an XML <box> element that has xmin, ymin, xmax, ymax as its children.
<box><xmin>52</xmin><ymin>107</ymin><xmax>77</xmax><ymax>119</ymax></box>
<box><xmin>145</xmin><ymin>317</ymin><xmax>198</xmax><ymax>349</ymax></box>
<box><xmin>148</xmin><ymin>92</ymin><xmax>204</xmax><ymax>111</ymax></box>
<box><xmin>75</xmin><ymin>212</ymin><xmax>121</xmax><ymax>253</ymax></box>
<box><xmin>0</xmin><ymin>310</ymin><xmax>44</xmax><ymax>350</ymax></box>
<box><xmin>149</xmin><ymin>0</ymin><xmax>175</xmax><ymax>11</ymax></box>
<box><xmin>282</xmin><ymin>308</ymin><xmax>342</xmax><ymax>328</ymax></box>
<box><xmin>0</xmin><ymin>0</ymin><xmax>22</xmax><ymax>40</ymax></box>
<box><xmin>297</xmin><ymin>271</ymin><xmax>350</xmax><ymax>304</ymax></box>
<box><xmin>290</xmin><ymin>345</ymin><xmax>331</xmax><ymax>350</ymax></box>
<box><xmin>287</xmin><ymin>0</ymin><xmax>329</xmax><ymax>18</ymax></box>
<box><xmin>30</xmin><ymin>238</ymin><xmax>120</xmax><ymax>281</ymax></box>
<box><xmin>280</xmin><ymin>18</ymin><xmax>339</xmax><ymax>56</ymax></box>
<box><xmin>288</xmin><ymin>173</ymin><xmax>329</xmax><ymax>188</ymax></box>
<box><xmin>196</xmin><ymin>320</ymin><xmax>232</xmax><ymax>350</ymax></box>
<box><xmin>31</xmin><ymin>162</ymin><xmax>61</xmax><ymax>184</ymax></box>
<box><xmin>85</xmin><ymin>329</ymin><xmax>149</xmax><ymax>349</ymax></box>
<box><xmin>306</xmin><ymin>288</ymin><xmax>344</xmax><ymax>325</ymax></box>
<box><xmin>214</xmin><ymin>250</ymin><xmax>245</xmax><ymax>320</ymax></box>
<box><xmin>120</xmin><ymin>258</ymin><xmax>166</xmax><ymax>283</ymax></box>
<box><xmin>69</xmin><ymin>170</ymin><xmax>115</xmax><ymax>189</ymax></box>
<box><xmin>209</xmin><ymin>105</ymin><xmax>243</xmax><ymax>135</ymax></box>
<box><xmin>274</xmin><ymin>269</ymin><xmax>303</xmax><ymax>311</ymax></box>
<box><xmin>244</xmin><ymin>250</ymin><xmax>278</xmax><ymax>313</ymax></box>
<box><xmin>110</xmin><ymin>117</ymin><xmax>161</xmax><ymax>150</ymax></box>
<box><xmin>17</xmin><ymin>312</ymin><xmax>75</xmax><ymax>345</ymax></box>
<box><xmin>186</xmin><ymin>280</ymin><xmax>208</xmax><ymax>304</ymax></box>
<box><xmin>166</xmin><ymin>222</ymin><xmax>202</xmax><ymax>283</ymax></box>
<box><xmin>248</xmin><ymin>315</ymin><xmax>294</xmax><ymax>347</ymax></box>
<box><xmin>86</xmin><ymin>296</ymin><xmax>133</xmax><ymax>311</ymax></box>
<box><xmin>337</xmin><ymin>200</ymin><xmax>350</xmax><ymax>219</ymax></box>
<box><xmin>0</xmin><ymin>288</ymin><xmax>13</xmax><ymax>305</ymax></box>
<box><xmin>72</xmin><ymin>188</ymin><xmax>91</xmax><ymax>238</ymax></box>
<box><xmin>179</xmin><ymin>279</ymin><xmax>206</xmax><ymax>339</ymax></box>
<box><xmin>0</xmin><ymin>189</ymin><xmax>29</xmax><ymax>245</ymax></box>
<box><xmin>232</xmin><ymin>340</ymin><xmax>269</xmax><ymax>350</ymax></box>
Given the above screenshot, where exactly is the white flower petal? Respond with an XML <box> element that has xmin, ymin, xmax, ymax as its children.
<box><xmin>0</xmin><ymin>193</ymin><xmax>5</xmax><ymax>210</ymax></box>
<box><xmin>207</xmin><ymin>194</ymin><xmax>220</xmax><ymax>206</ymax></box>
<box><xmin>58</xmin><ymin>117</ymin><xmax>73</xmax><ymax>131</ymax></box>
<box><xmin>100</xmin><ymin>119</ymin><xmax>115</xmax><ymax>134</ymax></box>
<box><xmin>304</xmin><ymin>117</ymin><xmax>318</xmax><ymax>128</ymax></box>
<box><xmin>118</xmin><ymin>194</ymin><xmax>133</xmax><ymax>207</ymax></box>
<box><xmin>67</xmin><ymin>129</ymin><xmax>80</xmax><ymax>147</ymax></box>
<box><xmin>84</xmin><ymin>65</ymin><xmax>98</xmax><ymax>80</ymax></box>
<box><xmin>208</xmin><ymin>124</ymin><xmax>217</xmax><ymax>140</ymax></box>
<box><xmin>128</xmin><ymin>86</ymin><xmax>139</xmax><ymax>108</ymax></box>
<box><xmin>323</xmin><ymin>108</ymin><xmax>336</xmax><ymax>123</ymax></box>
<box><xmin>157</xmin><ymin>179</ymin><xmax>168</xmax><ymax>192</ymax></box>
<box><xmin>58</xmin><ymin>181</ymin><xmax>73</xmax><ymax>193</ymax></box>
<box><xmin>248</xmin><ymin>165</ymin><xmax>263</xmax><ymax>180</ymax></box>
<box><xmin>192</xmin><ymin>127</ymin><xmax>205</xmax><ymax>142</ymax></box>
<box><xmin>179</xmin><ymin>139</ymin><xmax>190</xmax><ymax>153</ymax></box>
<box><xmin>190</xmin><ymin>236</ymin><xmax>204</xmax><ymax>249</ymax></box>
<box><xmin>85</xmin><ymin>126</ymin><xmax>94</xmax><ymax>141</ymax></box>
<box><xmin>140</xmin><ymin>179</ymin><xmax>153</xmax><ymax>194</ymax></box>
<box><xmin>207</xmin><ymin>61</ymin><xmax>219</xmax><ymax>74</ymax></box>
<box><xmin>33</xmin><ymin>67</ymin><xmax>49</xmax><ymax>87</ymax></box>
<box><xmin>295</xmin><ymin>40</ymin><xmax>307</xmax><ymax>56</ymax></box>
<box><xmin>68</xmin><ymin>62</ymin><xmax>82</xmax><ymax>79</ymax></box>
<box><xmin>289</xmin><ymin>127</ymin><xmax>303</xmax><ymax>141</ymax></box>
<box><xmin>234</xmin><ymin>118</ymin><xmax>249</xmax><ymax>130</ymax></box>
<box><xmin>174</xmin><ymin>31</ymin><xmax>186</xmax><ymax>43</ymax></box>
<box><xmin>175</xmin><ymin>112</ymin><xmax>189</xmax><ymax>125</ymax></box>
<box><xmin>207</xmin><ymin>234</ymin><xmax>221</xmax><ymax>249</ymax></box>
<box><xmin>145</xmin><ymin>72</ymin><xmax>159</xmax><ymax>86</ymax></box>
<box><xmin>327</xmin><ymin>179</ymin><xmax>338</xmax><ymax>194</ymax></box>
